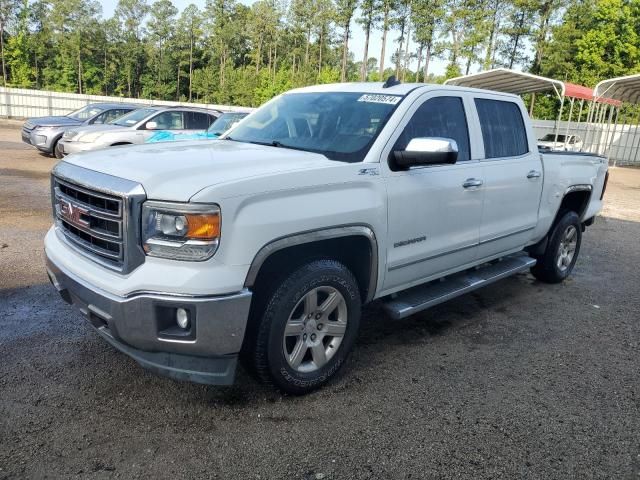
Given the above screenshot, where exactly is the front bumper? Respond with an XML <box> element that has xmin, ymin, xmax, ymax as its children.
<box><xmin>45</xmin><ymin>253</ymin><xmax>252</xmax><ymax>385</ymax></box>
<box><xmin>28</xmin><ymin>129</ymin><xmax>58</xmax><ymax>153</ymax></box>
<box><xmin>57</xmin><ymin>140</ymin><xmax>100</xmax><ymax>156</ymax></box>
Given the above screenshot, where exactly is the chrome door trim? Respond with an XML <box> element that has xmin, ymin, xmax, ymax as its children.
<box><xmin>478</xmin><ymin>226</ymin><xmax>535</xmax><ymax>245</ymax></box>
<box><xmin>388</xmin><ymin>226</ymin><xmax>535</xmax><ymax>272</ymax></box>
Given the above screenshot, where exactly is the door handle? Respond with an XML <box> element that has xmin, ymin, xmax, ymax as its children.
<box><xmin>527</xmin><ymin>170</ymin><xmax>542</xmax><ymax>179</ymax></box>
<box><xmin>463</xmin><ymin>178</ymin><xmax>483</xmax><ymax>189</ymax></box>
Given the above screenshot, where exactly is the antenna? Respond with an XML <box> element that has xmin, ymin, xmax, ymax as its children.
<box><xmin>382</xmin><ymin>75</ymin><xmax>401</xmax><ymax>88</ymax></box>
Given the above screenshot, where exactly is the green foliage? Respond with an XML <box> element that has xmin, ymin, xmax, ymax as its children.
<box><xmin>1</xmin><ymin>0</ymin><xmax>640</xmax><ymax>110</ymax></box>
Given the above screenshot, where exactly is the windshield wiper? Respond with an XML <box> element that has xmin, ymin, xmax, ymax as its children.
<box><xmin>269</xmin><ymin>140</ymin><xmax>298</xmax><ymax>150</ymax></box>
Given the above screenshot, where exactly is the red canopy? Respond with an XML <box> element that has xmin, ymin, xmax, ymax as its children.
<box><xmin>565</xmin><ymin>82</ymin><xmax>622</xmax><ymax>106</ymax></box>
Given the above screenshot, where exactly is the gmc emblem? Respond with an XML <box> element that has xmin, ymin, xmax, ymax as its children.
<box><xmin>59</xmin><ymin>198</ymin><xmax>90</xmax><ymax>228</ymax></box>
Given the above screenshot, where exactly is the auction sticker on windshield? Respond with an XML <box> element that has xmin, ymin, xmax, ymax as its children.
<box><xmin>357</xmin><ymin>94</ymin><xmax>402</xmax><ymax>105</ymax></box>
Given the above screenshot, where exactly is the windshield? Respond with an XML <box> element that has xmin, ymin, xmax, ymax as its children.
<box><xmin>208</xmin><ymin>112</ymin><xmax>249</xmax><ymax>135</ymax></box>
<box><xmin>113</xmin><ymin>108</ymin><xmax>158</xmax><ymax>127</ymax></box>
<box><xmin>225</xmin><ymin>92</ymin><xmax>403</xmax><ymax>162</ymax></box>
<box><xmin>67</xmin><ymin>105</ymin><xmax>104</xmax><ymax>120</ymax></box>
<box><xmin>540</xmin><ymin>134</ymin><xmax>567</xmax><ymax>142</ymax></box>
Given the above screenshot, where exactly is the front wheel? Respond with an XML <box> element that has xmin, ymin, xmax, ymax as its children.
<box><xmin>531</xmin><ymin>210</ymin><xmax>582</xmax><ymax>283</ymax></box>
<box><xmin>53</xmin><ymin>140</ymin><xmax>64</xmax><ymax>159</ymax></box>
<box><xmin>247</xmin><ymin>259</ymin><xmax>361</xmax><ymax>395</ymax></box>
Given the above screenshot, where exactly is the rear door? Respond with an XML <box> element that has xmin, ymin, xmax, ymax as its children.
<box><xmin>472</xmin><ymin>96</ymin><xmax>543</xmax><ymax>260</ymax></box>
<box><xmin>382</xmin><ymin>92</ymin><xmax>485</xmax><ymax>292</ymax></box>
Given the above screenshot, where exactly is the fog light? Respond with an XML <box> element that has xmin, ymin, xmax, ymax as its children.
<box><xmin>176</xmin><ymin>308</ymin><xmax>190</xmax><ymax>329</ymax></box>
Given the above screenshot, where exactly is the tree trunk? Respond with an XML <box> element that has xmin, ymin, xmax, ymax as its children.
<box><xmin>402</xmin><ymin>20</ymin><xmax>411</xmax><ymax>81</ymax></box>
<box><xmin>395</xmin><ymin>22</ymin><xmax>404</xmax><ymax>78</ymax></box>
<box><xmin>532</xmin><ymin>0</ymin><xmax>553</xmax><ymax>74</ymax></box>
<box><xmin>305</xmin><ymin>28</ymin><xmax>310</xmax><ymax>66</ymax></box>
<box><xmin>423</xmin><ymin>42</ymin><xmax>432</xmax><ymax>80</ymax></box>
<box><xmin>104</xmin><ymin>49</ymin><xmax>108</xmax><ymax>95</ymax></box>
<box><xmin>416</xmin><ymin>44</ymin><xmax>423</xmax><ymax>82</ymax></box>
<box><xmin>273</xmin><ymin>42</ymin><xmax>277</xmax><ymax>80</ymax></box>
<box><xmin>379</xmin><ymin>6</ymin><xmax>389</xmax><ymax>80</ymax></box>
<box><xmin>464</xmin><ymin>45</ymin><xmax>474</xmax><ymax>75</ymax></box>
<box><xmin>77</xmin><ymin>48</ymin><xmax>82</xmax><ymax>94</ymax></box>
<box><xmin>483</xmin><ymin>0</ymin><xmax>499</xmax><ymax>69</ymax></box>
<box><xmin>188</xmin><ymin>34</ymin><xmax>193</xmax><ymax>101</ymax></box>
<box><xmin>341</xmin><ymin>24</ymin><xmax>349</xmax><ymax>82</ymax></box>
<box><xmin>318</xmin><ymin>28</ymin><xmax>323</xmax><ymax>77</ymax></box>
<box><xmin>361</xmin><ymin>21</ymin><xmax>371</xmax><ymax>81</ymax></box>
<box><xmin>256</xmin><ymin>36</ymin><xmax>262</xmax><ymax>73</ymax></box>
<box><xmin>0</xmin><ymin>20</ymin><xmax>7</xmax><ymax>87</ymax></box>
<box><xmin>508</xmin><ymin>12</ymin><xmax>525</xmax><ymax>69</ymax></box>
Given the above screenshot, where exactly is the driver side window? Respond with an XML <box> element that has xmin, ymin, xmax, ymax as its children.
<box><xmin>394</xmin><ymin>96</ymin><xmax>470</xmax><ymax>161</ymax></box>
<box><xmin>149</xmin><ymin>111</ymin><xmax>184</xmax><ymax>130</ymax></box>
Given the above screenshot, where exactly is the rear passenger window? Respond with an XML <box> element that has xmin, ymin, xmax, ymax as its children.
<box><xmin>475</xmin><ymin>98</ymin><xmax>528</xmax><ymax>158</ymax></box>
<box><xmin>394</xmin><ymin>96</ymin><xmax>470</xmax><ymax>162</ymax></box>
<box><xmin>185</xmin><ymin>112</ymin><xmax>213</xmax><ymax>130</ymax></box>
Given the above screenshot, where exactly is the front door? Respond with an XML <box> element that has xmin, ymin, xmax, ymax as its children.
<box><xmin>382</xmin><ymin>94</ymin><xmax>485</xmax><ymax>292</ymax></box>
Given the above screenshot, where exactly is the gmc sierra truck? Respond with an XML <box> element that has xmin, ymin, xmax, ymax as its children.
<box><xmin>45</xmin><ymin>80</ymin><xmax>608</xmax><ymax>395</ymax></box>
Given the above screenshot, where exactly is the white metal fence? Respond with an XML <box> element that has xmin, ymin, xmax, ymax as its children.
<box><xmin>2</xmin><ymin>86</ymin><xmax>638</xmax><ymax>165</ymax></box>
<box><xmin>0</xmin><ymin>86</ymin><xmax>249</xmax><ymax>119</ymax></box>
<box><xmin>532</xmin><ymin>119</ymin><xmax>639</xmax><ymax>166</ymax></box>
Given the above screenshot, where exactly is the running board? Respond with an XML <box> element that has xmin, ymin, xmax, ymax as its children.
<box><xmin>382</xmin><ymin>254</ymin><xmax>537</xmax><ymax>320</ymax></box>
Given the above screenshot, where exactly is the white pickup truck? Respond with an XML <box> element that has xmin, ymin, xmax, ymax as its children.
<box><xmin>45</xmin><ymin>80</ymin><xmax>609</xmax><ymax>394</ymax></box>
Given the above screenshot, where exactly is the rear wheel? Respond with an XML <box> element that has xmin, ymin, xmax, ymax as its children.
<box><xmin>246</xmin><ymin>259</ymin><xmax>361</xmax><ymax>395</ymax></box>
<box><xmin>531</xmin><ymin>211</ymin><xmax>582</xmax><ymax>283</ymax></box>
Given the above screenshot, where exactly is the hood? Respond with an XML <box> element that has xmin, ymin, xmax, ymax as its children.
<box><xmin>62</xmin><ymin>140</ymin><xmax>337</xmax><ymax>201</ymax></box>
<box><xmin>25</xmin><ymin>116</ymin><xmax>82</xmax><ymax>128</ymax></box>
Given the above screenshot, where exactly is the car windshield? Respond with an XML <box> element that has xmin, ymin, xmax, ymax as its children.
<box><xmin>208</xmin><ymin>112</ymin><xmax>249</xmax><ymax>136</ymax></box>
<box><xmin>112</xmin><ymin>108</ymin><xmax>158</xmax><ymax>127</ymax></box>
<box><xmin>67</xmin><ymin>105</ymin><xmax>105</xmax><ymax>120</ymax></box>
<box><xmin>224</xmin><ymin>92</ymin><xmax>404</xmax><ymax>162</ymax></box>
<box><xmin>540</xmin><ymin>134</ymin><xmax>567</xmax><ymax>142</ymax></box>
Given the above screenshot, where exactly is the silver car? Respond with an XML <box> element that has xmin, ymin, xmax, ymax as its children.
<box><xmin>21</xmin><ymin>103</ymin><xmax>138</xmax><ymax>158</ymax></box>
<box><xmin>58</xmin><ymin>106</ymin><xmax>220</xmax><ymax>156</ymax></box>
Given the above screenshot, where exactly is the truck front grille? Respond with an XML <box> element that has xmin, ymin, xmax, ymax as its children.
<box><xmin>53</xmin><ymin>178</ymin><xmax>125</xmax><ymax>267</ymax></box>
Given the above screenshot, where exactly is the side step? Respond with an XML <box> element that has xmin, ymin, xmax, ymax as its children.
<box><xmin>382</xmin><ymin>253</ymin><xmax>537</xmax><ymax>320</ymax></box>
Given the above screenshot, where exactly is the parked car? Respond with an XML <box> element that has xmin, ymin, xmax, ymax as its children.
<box><xmin>146</xmin><ymin>111</ymin><xmax>251</xmax><ymax>144</ymax></box>
<box><xmin>21</xmin><ymin>103</ymin><xmax>138</xmax><ymax>158</ymax></box>
<box><xmin>58</xmin><ymin>106</ymin><xmax>220</xmax><ymax>156</ymax></box>
<box><xmin>45</xmin><ymin>80</ymin><xmax>608</xmax><ymax>395</ymax></box>
<box><xmin>538</xmin><ymin>133</ymin><xmax>583</xmax><ymax>151</ymax></box>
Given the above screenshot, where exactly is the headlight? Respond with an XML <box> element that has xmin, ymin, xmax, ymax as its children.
<box><xmin>78</xmin><ymin>131</ymin><xmax>104</xmax><ymax>143</ymax></box>
<box><xmin>63</xmin><ymin>130</ymin><xmax>79</xmax><ymax>140</ymax></box>
<box><xmin>142</xmin><ymin>201</ymin><xmax>221</xmax><ymax>261</ymax></box>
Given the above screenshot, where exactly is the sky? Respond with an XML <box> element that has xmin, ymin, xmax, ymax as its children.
<box><xmin>99</xmin><ymin>0</ymin><xmax>449</xmax><ymax>77</ymax></box>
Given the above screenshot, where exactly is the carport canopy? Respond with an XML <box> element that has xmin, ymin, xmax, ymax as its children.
<box><xmin>594</xmin><ymin>73</ymin><xmax>640</xmax><ymax>104</ymax></box>
<box><xmin>444</xmin><ymin>68</ymin><xmax>566</xmax><ymax>99</ymax></box>
<box><xmin>444</xmin><ymin>68</ymin><xmax>623</xmax><ymax>156</ymax></box>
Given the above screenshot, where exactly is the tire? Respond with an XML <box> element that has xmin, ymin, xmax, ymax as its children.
<box><xmin>531</xmin><ymin>210</ymin><xmax>582</xmax><ymax>283</ymax></box>
<box><xmin>246</xmin><ymin>259</ymin><xmax>361</xmax><ymax>395</ymax></box>
<box><xmin>53</xmin><ymin>139</ymin><xmax>64</xmax><ymax>159</ymax></box>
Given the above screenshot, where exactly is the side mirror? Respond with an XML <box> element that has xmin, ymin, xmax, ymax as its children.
<box><xmin>145</xmin><ymin>121</ymin><xmax>158</xmax><ymax>130</ymax></box>
<box><xmin>393</xmin><ymin>137</ymin><xmax>458</xmax><ymax>168</ymax></box>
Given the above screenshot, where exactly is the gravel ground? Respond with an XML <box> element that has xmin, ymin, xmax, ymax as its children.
<box><xmin>1</xmin><ymin>124</ymin><xmax>639</xmax><ymax>479</ymax></box>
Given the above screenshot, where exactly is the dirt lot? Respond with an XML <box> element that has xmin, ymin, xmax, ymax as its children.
<box><xmin>1</xmin><ymin>124</ymin><xmax>639</xmax><ymax>479</ymax></box>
